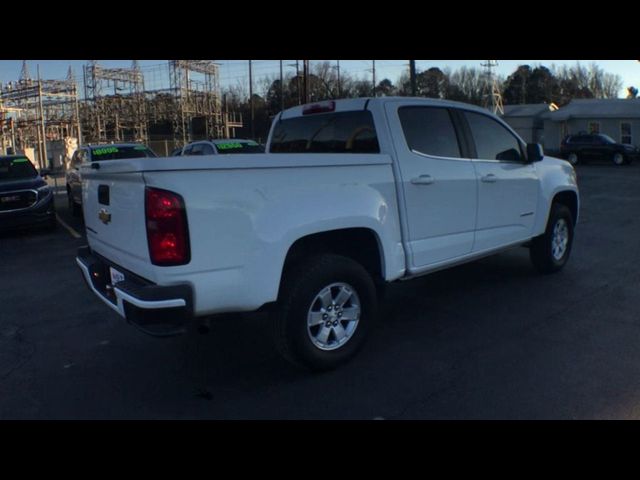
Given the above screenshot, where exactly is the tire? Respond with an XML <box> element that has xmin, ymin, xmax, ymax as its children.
<box><xmin>272</xmin><ymin>254</ymin><xmax>377</xmax><ymax>371</ymax></box>
<box><xmin>567</xmin><ymin>152</ymin><xmax>579</xmax><ymax>166</ymax></box>
<box><xmin>530</xmin><ymin>203</ymin><xmax>574</xmax><ymax>274</ymax></box>
<box><xmin>613</xmin><ymin>152</ymin><xmax>625</xmax><ymax>166</ymax></box>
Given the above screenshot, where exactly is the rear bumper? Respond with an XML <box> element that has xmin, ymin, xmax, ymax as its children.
<box><xmin>76</xmin><ymin>246</ymin><xmax>193</xmax><ymax>336</ymax></box>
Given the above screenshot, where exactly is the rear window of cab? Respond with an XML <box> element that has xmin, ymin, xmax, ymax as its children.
<box><xmin>270</xmin><ymin>110</ymin><xmax>379</xmax><ymax>154</ymax></box>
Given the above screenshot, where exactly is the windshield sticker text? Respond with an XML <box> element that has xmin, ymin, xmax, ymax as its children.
<box><xmin>216</xmin><ymin>143</ymin><xmax>244</xmax><ymax>150</ymax></box>
<box><xmin>93</xmin><ymin>147</ymin><xmax>120</xmax><ymax>156</ymax></box>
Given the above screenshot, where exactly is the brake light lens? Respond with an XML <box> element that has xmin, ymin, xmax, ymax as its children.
<box><xmin>302</xmin><ymin>101</ymin><xmax>335</xmax><ymax>115</ymax></box>
<box><xmin>145</xmin><ymin>187</ymin><xmax>190</xmax><ymax>266</ymax></box>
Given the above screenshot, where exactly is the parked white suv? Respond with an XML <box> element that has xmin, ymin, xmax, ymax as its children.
<box><xmin>76</xmin><ymin>98</ymin><xmax>579</xmax><ymax>371</ymax></box>
<box><xmin>66</xmin><ymin>143</ymin><xmax>156</xmax><ymax>216</ymax></box>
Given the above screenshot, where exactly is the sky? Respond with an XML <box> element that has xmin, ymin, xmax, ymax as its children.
<box><xmin>0</xmin><ymin>60</ymin><xmax>638</xmax><ymax>98</ymax></box>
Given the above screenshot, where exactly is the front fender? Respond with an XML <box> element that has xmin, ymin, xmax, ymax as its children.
<box><xmin>533</xmin><ymin>156</ymin><xmax>579</xmax><ymax>235</ymax></box>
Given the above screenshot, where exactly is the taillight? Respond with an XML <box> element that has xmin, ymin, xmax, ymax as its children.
<box><xmin>145</xmin><ymin>187</ymin><xmax>190</xmax><ymax>266</ymax></box>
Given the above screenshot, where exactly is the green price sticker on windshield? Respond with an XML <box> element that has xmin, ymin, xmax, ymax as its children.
<box><xmin>93</xmin><ymin>147</ymin><xmax>119</xmax><ymax>156</ymax></box>
<box><xmin>11</xmin><ymin>158</ymin><xmax>30</xmax><ymax>164</ymax></box>
<box><xmin>216</xmin><ymin>143</ymin><xmax>243</xmax><ymax>150</ymax></box>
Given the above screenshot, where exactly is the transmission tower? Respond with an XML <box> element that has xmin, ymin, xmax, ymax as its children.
<box><xmin>82</xmin><ymin>60</ymin><xmax>147</xmax><ymax>143</ymax></box>
<box><xmin>481</xmin><ymin>60</ymin><xmax>504</xmax><ymax>115</ymax></box>
<box><xmin>20</xmin><ymin>61</ymin><xmax>31</xmax><ymax>82</ymax></box>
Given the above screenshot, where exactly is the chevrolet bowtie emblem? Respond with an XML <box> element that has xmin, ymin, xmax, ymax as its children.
<box><xmin>98</xmin><ymin>208</ymin><xmax>111</xmax><ymax>225</ymax></box>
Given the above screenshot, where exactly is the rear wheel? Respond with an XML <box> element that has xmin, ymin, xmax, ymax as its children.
<box><xmin>272</xmin><ymin>254</ymin><xmax>377</xmax><ymax>371</ymax></box>
<box><xmin>530</xmin><ymin>203</ymin><xmax>574</xmax><ymax>274</ymax></box>
<box><xmin>613</xmin><ymin>152</ymin><xmax>625</xmax><ymax>166</ymax></box>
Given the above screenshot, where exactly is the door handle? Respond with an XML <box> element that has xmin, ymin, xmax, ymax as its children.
<box><xmin>481</xmin><ymin>174</ymin><xmax>497</xmax><ymax>183</ymax></box>
<box><xmin>411</xmin><ymin>174</ymin><xmax>434</xmax><ymax>185</ymax></box>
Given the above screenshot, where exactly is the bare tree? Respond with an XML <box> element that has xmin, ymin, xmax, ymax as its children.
<box><xmin>601</xmin><ymin>72</ymin><xmax>623</xmax><ymax>98</ymax></box>
<box><xmin>448</xmin><ymin>66</ymin><xmax>486</xmax><ymax>105</ymax></box>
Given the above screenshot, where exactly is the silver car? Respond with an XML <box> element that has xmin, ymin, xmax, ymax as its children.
<box><xmin>178</xmin><ymin>139</ymin><xmax>265</xmax><ymax>156</ymax></box>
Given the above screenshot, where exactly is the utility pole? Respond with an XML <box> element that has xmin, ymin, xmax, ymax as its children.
<box><xmin>74</xmin><ymin>83</ymin><xmax>82</xmax><ymax>145</ymax></box>
<box><xmin>296</xmin><ymin>60</ymin><xmax>301</xmax><ymax>105</ymax></box>
<box><xmin>279</xmin><ymin>60</ymin><xmax>284</xmax><ymax>112</ymax></box>
<box><xmin>37</xmin><ymin>65</ymin><xmax>48</xmax><ymax>170</ymax></box>
<box><xmin>249</xmin><ymin>60</ymin><xmax>254</xmax><ymax>139</ymax></box>
<box><xmin>302</xmin><ymin>60</ymin><xmax>310</xmax><ymax>104</ymax></box>
<box><xmin>336</xmin><ymin>60</ymin><xmax>341</xmax><ymax>98</ymax></box>
<box><xmin>10</xmin><ymin>117</ymin><xmax>16</xmax><ymax>154</ymax></box>
<box><xmin>372</xmin><ymin>60</ymin><xmax>376</xmax><ymax>97</ymax></box>
<box><xmin>287</xmin><ymin>61</ymin><xmax>302</xmax><ymax>105</ymax></box>
<box><xmin>409</xmin><ymin>60</ymin><xmax>417</xmax><ymax>96</ymax></box>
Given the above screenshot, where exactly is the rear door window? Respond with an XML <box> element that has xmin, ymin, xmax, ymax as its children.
<box><xmin>398</xmin><ymin>106</ymin><xmax>462</xmax><ymax>158</ymax></box>
<box><xmin>270</xmin><ymin>110</ymin><xmax>379</xmax><ymax>153</ymax></box>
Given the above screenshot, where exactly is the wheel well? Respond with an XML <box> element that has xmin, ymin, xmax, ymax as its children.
<box><xmin>553</xmin><ymin>191</ymin><xmax>578</xmax><ymax>225</ymax></box>
<box><xmin>283</xmin><ymin>228</ymin><xmax>384</xmax><ymax>282</ymax></box>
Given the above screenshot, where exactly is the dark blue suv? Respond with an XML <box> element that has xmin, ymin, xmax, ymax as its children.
<box><xmin>560</xmin><ymin>133</ymin><xmax>640</xmax><ymax>166</ymax></box>
<box><xmin>0</xmin><ymin>155</ymin><xmax>56</xmax><ymax>231</ymax></box>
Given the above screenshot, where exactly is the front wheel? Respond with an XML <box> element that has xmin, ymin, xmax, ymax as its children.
<box><xmin>530</xmin><ymin>203</ymin><xmax>574</xmax><ymax>274</ymax></box>
<box><xmin>613</xmin><ymin>152</ymin><xmax>625</xmax><ymax>166</ymax></box>
<box><xmin>272</xmin><ymin>254</ymin><xmax>377</xmax><ymax>371</ymax></box>
<box><xmin>567</xmin><ymin>152</ymin><xmax>579</xmax><ymax>166</ymax></box>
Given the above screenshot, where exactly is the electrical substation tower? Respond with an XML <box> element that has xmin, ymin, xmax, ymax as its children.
<box><xmin>481</xmin><ymin>60</ymin><xmax>504</xmax><ymax>115</ymax></box>
<box><xmin>169</xmin><ymin>60</ymin><xmax>225</xmax><ymax>145</ymax></box>
<box><xmin>0</xmin><ymin>60</ymin><xmax>80</xmax><ymax>168</ymax></box>
<box><xmin>82</xmin><ymin>60</ymin><xmax>148</xmax><ymax>143</ymax></box>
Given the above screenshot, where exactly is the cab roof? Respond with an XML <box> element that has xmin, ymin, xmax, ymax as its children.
<box><xmin>279</xmin><ymin>96</ymin><xmax>494</xmax><ymax>120</ymax></box>
<box><xmin>84</xmin><ymin>143</ymin><xmax>150</xmax><ymax>149</ymax></box>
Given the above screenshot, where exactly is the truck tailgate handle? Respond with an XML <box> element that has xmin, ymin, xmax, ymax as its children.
<box><xmin>481</xmin><ymin>174</ymin><xmax>497</xmax><ymax>183</ymax></box>
<box><xmin>411</xmin><ymin>174</ymin><xmax>434</xmax><ymax>185</ymax></box>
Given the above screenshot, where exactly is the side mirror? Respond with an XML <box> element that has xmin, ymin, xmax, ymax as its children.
<box><xmin>527</xmin><ymin>143</ymin><xmax>544</xmax><ymax>163</ymax></box>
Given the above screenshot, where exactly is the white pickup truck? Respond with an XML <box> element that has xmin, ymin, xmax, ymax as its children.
<box><xmin>76</xmin><ymin>97</ymin><xmax>579</xmax><ymax>371</ymax></box>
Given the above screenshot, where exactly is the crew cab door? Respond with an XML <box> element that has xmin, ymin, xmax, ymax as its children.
<box><xmin>460</xmin><ymin>110</ymin><xmax>538</xmax><ymax>252</ymax></box>
<box><xmin>385</xmin><ymin>103</ymin><xmax>477</xmax><ymax>269</ymax></box>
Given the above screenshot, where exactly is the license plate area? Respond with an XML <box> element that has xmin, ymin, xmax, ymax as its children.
<box><xmin>109</xmin><ymin>266</ymin><xmax>126</xmax><ymax>286</ymax></box>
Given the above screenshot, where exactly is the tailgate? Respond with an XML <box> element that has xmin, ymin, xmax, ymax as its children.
<box><xmin>81</xmin><ymin>165</ymin><xmax>156</xmax><ymax>282</ymax></box>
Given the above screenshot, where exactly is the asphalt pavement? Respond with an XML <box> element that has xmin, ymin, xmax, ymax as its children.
<box><xmin>1</xmin><ymin>164</ymin><xmax>640</xmax><ymax>419</ymax></box>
